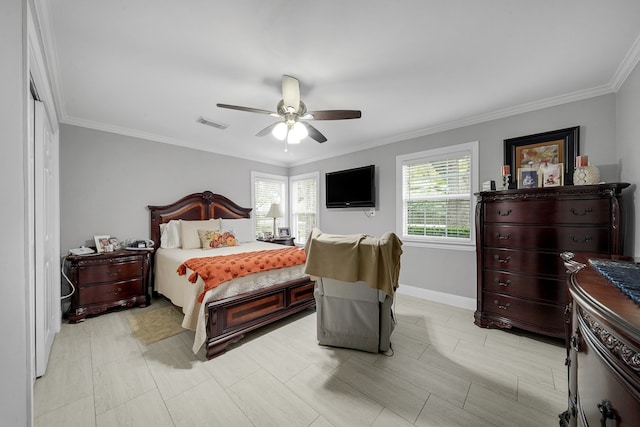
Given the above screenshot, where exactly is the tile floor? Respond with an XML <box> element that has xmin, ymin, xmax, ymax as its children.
<box><xmin>34</xmin><ymin>294</ymin><xmax>568</xmax><ymax>426</ymax></box>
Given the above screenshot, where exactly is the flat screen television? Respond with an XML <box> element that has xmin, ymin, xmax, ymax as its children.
<box><xmin>326</xmin><ymin>165</ymin><xmax>375</xmax><ymax>208</ymax></box>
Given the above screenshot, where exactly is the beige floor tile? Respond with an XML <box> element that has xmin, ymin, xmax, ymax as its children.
<box><xmin>333</xmin><ymin>357</ymin><xmax>429</xmax><ymax>423</ymax></box>
<box><xmin>35</xmin><ymin>294</ymin><xmax>570</xmax><ymax>427</ymax></box>
<box><xmin>165</xmin><ymin>378</ymin><xmax>253</xmax><ymax>427</ymax></box>
<box><xmin>96</xmin><ymin>389</ymin><xmax>174</xmax><ymax>427</ymax></box>
<box><xmin>374</xmin><ymin>352</ymin><xmax>471</xmax><ymax>408</ymax></box>
<box><xmin>227</xmin><ymin>370</ymin><xmax>319</xmax><ymax>427</ymax></box>
<box><xmin>144</xmin><ymin>336</ymin><xmax>213</xmax><ymax>401</ymax></box>
<box><xmin>371</xmin><ymin>408</ymin><xmax>417</xmax><ymax>427</ymax></box>
<box><xmin>286</xmin><ymin>364</ymin><xmax>383</xmax><ymax>427</ymax></box>
<box><xmin>418</xmin><ymin>345</ymin><xmax>518</xmax><ymax>400</ymax></box>
<box><xmin>415</xmin><ymin>394</ymin><xmax>496</xmax><ymax>427</ymax></box>
<box><xmin>93</xmin><ymin>352</ymin><xmax>157</xmax><ymax>414</ymax></box>
<box><xmin>34</xmin><ymin>351</ymin><xmax>94</xmax><ymax>416</ymax></box>
<box><xmin>309</xmin><ymin>415</ymin><xmax>336</xmax><ymax>427</ymax></box>
<box><xmin>517</xmin><ymin>377</ymin><xmax>567</xmax><ymax>416</ymax></box>
<box><xmin>202</xmin><ymin>346</ymin><xmax>263</xmax><ymax>388</ymax></box>
<box><xmin>34</xmin><ymin>395</ymin><xmax>95</xmax><ymax>427</ymax></box>
<box><xmin>463</xmin><ymin>383</ymin><xmax>559</xmax><ymax>427</ymax></box>
<box><xmin>242</xmin><ymin>333</ymin><xmax>312</xmax><ymax>382</ymax></box>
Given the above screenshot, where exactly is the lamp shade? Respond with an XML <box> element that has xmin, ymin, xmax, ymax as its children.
<box><xmin>266</xmin><ymin>203</ymin><xmax>283</xmax><ymax>218</ymax></box>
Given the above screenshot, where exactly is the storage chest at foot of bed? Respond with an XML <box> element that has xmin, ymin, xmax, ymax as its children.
<box><xmin>205</xmin><ymin>276</ymin><xmax>316</xmax><ymax>359</ymax></box>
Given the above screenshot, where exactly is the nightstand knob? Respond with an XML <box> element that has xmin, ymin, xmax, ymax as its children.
<box><xmin>107</xmin><ymin>288</ymin><xmax>122</xmax><ymax>296</ymax></box>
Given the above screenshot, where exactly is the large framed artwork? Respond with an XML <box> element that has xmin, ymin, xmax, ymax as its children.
<box><xmin>504</xmin><ymin>126</ymin><xmax>579</xmax><ymax>186</ymax></box>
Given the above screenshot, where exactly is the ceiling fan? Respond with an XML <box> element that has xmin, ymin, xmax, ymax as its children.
<box><xmin>217</xmin><ymin>75</ymin><xmax>361</xmax><ymax>151</ymax></box>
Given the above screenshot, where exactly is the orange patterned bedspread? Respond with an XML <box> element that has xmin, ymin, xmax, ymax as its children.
<box><xmin>177</xmin><ymin>247</ymin><xmax>307</xmax><ymax>302</ymax></box>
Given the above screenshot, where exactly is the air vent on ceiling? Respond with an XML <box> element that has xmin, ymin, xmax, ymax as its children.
<box><xmin>197</xmin><ymin>116</ymin><xmax>228</xmax><ymax>130</ymax></box>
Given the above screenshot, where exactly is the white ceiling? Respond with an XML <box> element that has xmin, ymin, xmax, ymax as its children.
<box><xmin>36</xmin><ymin>0</ymin><xmax>640</xmax><ymax>167</ymax></box>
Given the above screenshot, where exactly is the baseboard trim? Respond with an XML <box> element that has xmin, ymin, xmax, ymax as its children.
<box><xmin>396</xmin><ymin>284</ymin><xmax>476</xmax><ymax>311</ymax></box>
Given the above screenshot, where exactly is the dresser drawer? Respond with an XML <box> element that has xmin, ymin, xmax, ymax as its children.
<box><xmin>484</xmin><ymin>225</ymin><xmax>610</xmax><ymax>252</ymax></box>
<box><xmin>484</xmin><ymin>199</ymin><xmax>612</xmax><ymax>224</ymax></box>
<box><xmin>483</xmin><ymin>248</ymin><xmax>566</xmax><ymax>276</ymax></box>
<box><xmin>78</xmin><ymin>279</ymin><xmax>144</xmax><ymax>305</ymax></box>
<box><xmin>482</xmin><ymin>270</ymin><xmax>566</xmax><ymax>303</ymax></box>
<box><xmin>483</xmin><ymin>292</ymin><xmax>566</xmax><ymax>332</ymax></box>
<box><xmin>78</xmin><ymin>260</ymin><xmax>142</xmax><ymax>285</ymax></box>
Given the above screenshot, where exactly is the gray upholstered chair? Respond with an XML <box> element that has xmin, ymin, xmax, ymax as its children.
<box><xmin>314</xmin><ymin>277</ymin><xmax>395</xmax><ymax>353</ymax></box>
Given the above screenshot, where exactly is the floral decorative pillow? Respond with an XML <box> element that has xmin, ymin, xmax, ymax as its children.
<box><xmin>198</xmin><ymin>229</ymin><xmax>238</xmax><ymax>249</ymax></box>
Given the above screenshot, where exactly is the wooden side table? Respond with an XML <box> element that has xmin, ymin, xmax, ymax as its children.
<box><xmin>260</xmin><ymin>237</ymin><xmax>295</xmax><ymax>246</ymax></box>
<box><xmin>65</xmin><ymin>249</ymin><xmax>151</xmax><ymax>323</ymax></box>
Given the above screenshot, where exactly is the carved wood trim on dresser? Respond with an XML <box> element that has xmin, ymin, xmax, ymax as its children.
<box><xmin>474</xmin><ymin>183</ymin><xmax>629</xmax><ymax>339</ymax></box>
<box><xmin>561</xmin><ymin>253</ymin><xmax>640</xmax><ymax>427</ymax></box>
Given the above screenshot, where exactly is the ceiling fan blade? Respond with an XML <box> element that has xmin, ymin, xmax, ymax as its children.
<box><xmin>301</xmin><ymin>122</ymin><xmax>327</xmax><ymax>143</ymax></box>
<box><xmin>217</xmin><ymin>103</ymin><xmax>276</xmax><ymax>115</ymax></box>
<box><xmin>256</xmin><ymin>122</ymin><xmax>281</xmax><ymax>137</ymax></box>
<box><xmin>282</xmin><ymin>75</ymin><xmax>300</xmax><ymax>113</ymax></box>
<box><xmin>306</xmin><ymin>110</ymin><xmax>362</xmax><ymax>120</ymax></box>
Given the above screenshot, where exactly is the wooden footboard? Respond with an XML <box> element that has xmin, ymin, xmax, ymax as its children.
<box><xmin>205</xmin><ymin>276</ymin><xmax>315</xmax><ymax>359</ymax></box>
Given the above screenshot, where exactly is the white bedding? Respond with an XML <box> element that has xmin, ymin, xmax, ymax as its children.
<box><xmin>154</xmin><ymin>241</ymin><xmax>307</xmax><ymax>353</ymax></box>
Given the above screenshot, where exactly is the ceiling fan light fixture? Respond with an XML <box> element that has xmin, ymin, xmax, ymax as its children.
<box><xmin>291</xmin><ymin>121</ymin><xmax>308</xmax><ymax>140</ymax></box>
<box><xmin>287</xmin><ymin>132</ymin><xmax>301</xmax><ymax>145</ymax></box>
<box><xmin>272</xmin><ymin>122</ymin><xmax>288</xmax><ymax>140</ymax></box>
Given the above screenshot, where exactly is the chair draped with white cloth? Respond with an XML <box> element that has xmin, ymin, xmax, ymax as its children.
<box><xmin>304</xmin><ymin>229</ymin><xmax>402</xmax><ymax>353</ymax></box>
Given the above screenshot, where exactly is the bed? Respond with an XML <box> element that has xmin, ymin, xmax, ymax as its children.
<box><xmin>148</xmin><ymin>191</ymin><xmax>315</xmax><ymax>359</ymax></box>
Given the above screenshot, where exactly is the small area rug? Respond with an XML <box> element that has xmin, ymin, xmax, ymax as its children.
<box><xmin>127</xmin><ymin>305</ymin><xmax>185</xmax><ymax>345</ymax></box>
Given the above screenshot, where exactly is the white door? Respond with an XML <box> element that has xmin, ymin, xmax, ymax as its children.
<box><xmin>34</xmin><ymin>99</ymin><xmax>60</xmax><ymax>377</ymax></box>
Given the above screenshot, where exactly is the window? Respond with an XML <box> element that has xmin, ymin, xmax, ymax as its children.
<box><xmin>396</xmin><ymin>141</ymin><xmax>478</xmax><ymax>249</ymax></box>
<box><xmin>252</xmin><ymin>172</ymin><xmax>287</xmax><ymax>237</ymax></box>
<box><xmin>289</xmin><ymin>172</ymin><xmax>319</xmax><ymax>245</ymax></box>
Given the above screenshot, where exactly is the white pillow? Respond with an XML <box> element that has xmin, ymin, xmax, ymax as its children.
<box><xmin>180</xmin><ymin>219</ymin><xmax>221</xmax><ymax>249</ymax></box>
<box><xmin>220</xmin><ymin>218</ymin><xmax>254</xmax><ymax>243</ymax></box>
<box><xmin>160</xmin><ymin>220</ymin><xmax>181</xmax><ymax>248</ymax></box>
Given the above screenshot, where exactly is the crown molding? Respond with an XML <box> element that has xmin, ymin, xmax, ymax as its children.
<box><xmin>610</xmin><ymin>33</ymin><xmax>640</xmax><ymax>92</ymax></box>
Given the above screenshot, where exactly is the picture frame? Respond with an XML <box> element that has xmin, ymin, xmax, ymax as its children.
<box><xmin>278</xmin><ymin>227</ymin><xmax>291</xmax><ymax>237</ymax></box>
<box><xmin>504</xmin><ymin>126</ymin><xmax>579</xmax><ymax>186</ymax></box>
<box><xmin>517</xmin><ymin>168</ymin><xmax>540</xmax><ymax>189</ymax></box>
<box><xmin>263</xmin><ymin>231</ymin><xmax>273</xmax><ymax>240</ymax></box>
<box><xmin>541</xmin><ymin>162</ymin><xmax>564</xmax><ymax>187</ymax></box>
<box><xmin>94</xmin><ymin>234</ymin><xmax>111</xmax><ymax>253</ymax></box>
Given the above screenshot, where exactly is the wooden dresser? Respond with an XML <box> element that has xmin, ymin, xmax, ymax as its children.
<box><xmin>561</xmin><ymin>253</ymin><xmax>640</xmax><ymax>427</ymax></box>
<box><xmin>65</xmin><ymin>250</ymin><xmax>151</xmax><ymax>323</ymax></box>
<box><xmin>474</xmin><ymin>183</ymin><xmax>629</xmax><ymax>338</ymax></box>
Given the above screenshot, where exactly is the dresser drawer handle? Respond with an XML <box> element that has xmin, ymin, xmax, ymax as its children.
<box><xmin>494</xmin><ymin>300</ymin><xmax>510</xmax><ymax>310</ymax></box>
<box><xmin>570</xmin><ymin>332</ymin><xmax>580</xmax><ymax>352</ymax></box>
<box><xmin>107</xmin><ymin>287</ymin><xmax>122</xmax><ymax>296</ymax></box>
<box><xmin>493</xmin><ymin>255</ymin><xmax>511</xmax><ymax>264</ymax></box>
<box><xmin>107</xmin><ymin>269</ymin><xmax>122</xmax><ymax>277</ymax></box>
<box><xmin>570</xmin><ymin>235</ymin><xmax>592</xmax><ymax>244</ymax></box>
<box><xmin>570</xmin><ymin>207</ymin><xmax>593</xmax><ymax>216</ymax></box>
<box><xmin>597</xmin><ymin>400</ymin><xmax>614</xmax><ymax>427</ymax></box>
<box><xmin>496</xmin><ymin>209</ymin><xmax>512</xmax><ymax>216</ymax></box>
<box><xmin>494</xmin><ymin>278</ymin><xmax>511</xmax><ymax>287</ymax></box>
<box><xmin>495</xmin><ymin>232</ymin><xmax>511</xmax><ymax>240</ymax></box>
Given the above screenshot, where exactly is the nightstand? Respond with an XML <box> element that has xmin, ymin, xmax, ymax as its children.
<box><xmin>65</xmin><ymin>250</ymin><xmax>151</xmax><ymax>323</ymax></box>
<box><xmin>264</xmin><ymin>237</ymin><xmax>295</xmax><ymax>246</ymax></box>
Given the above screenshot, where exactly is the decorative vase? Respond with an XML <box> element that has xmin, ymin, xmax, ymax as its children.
<box><xmin>573</xmin><ymin>165</ymin><xmax>600</xmax><ymax>185</ymax></box>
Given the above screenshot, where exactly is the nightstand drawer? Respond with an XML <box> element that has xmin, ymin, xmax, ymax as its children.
<box><xmin>78</xmin><ymin>279</ymin><xmax>144</xmax><ymax>306</ymax></box>
<box><xmin>78</xmin><ymin>260</ymin><xmax>142</xmax><ymax>285</ymax></box>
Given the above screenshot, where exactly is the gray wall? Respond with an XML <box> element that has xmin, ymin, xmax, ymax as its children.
<box><xmin>616</xmin><ymin>62</ymin><xmax>640</xmax><ymax>258</ymax></box>
<box><xmin>59</xmin><ymin>125</ymin><xmax>288</xmax><ymax>251</ymax></box>
<box><xmin>1</xmin><ymin>1</ymin><xmax>30</xmax><ymax>425</ymax></box>
<box><xmin>60</xmin><ymin>93</ymin><xmax>628</xmax><ymax>303</ymax></box>
<box><xmin>290</xmin><ymin>94</ymin><xmax>621</xmax><ymax>300</ymax></box>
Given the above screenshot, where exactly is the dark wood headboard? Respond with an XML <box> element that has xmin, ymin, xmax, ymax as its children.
<box><xmin>147</xmin><ymin>191</ymin><xmax>252</xmax><ymax>249</ymax></box>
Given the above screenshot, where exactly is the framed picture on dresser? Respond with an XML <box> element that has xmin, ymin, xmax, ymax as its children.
<box><xmin>541</xmin><ymin>163</ymin><xmax>563</xmax><ymax>187</ymax></box>
<box><xmin>504</xmin><ymin>126</ymin><xmax>579</xmax><ymax>186</ymax></box>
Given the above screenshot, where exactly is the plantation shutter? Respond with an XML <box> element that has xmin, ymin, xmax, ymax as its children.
<box><xmin>290</xmin><ymin>174</ymin><xmax>318</xmax><ymax>244</ymax></box>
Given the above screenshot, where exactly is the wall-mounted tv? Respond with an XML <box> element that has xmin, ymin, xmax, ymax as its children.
<box><xmin>326</xmin><ymin>165</ymin><xmax>375</xmax><ymax>208</ymax></box>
